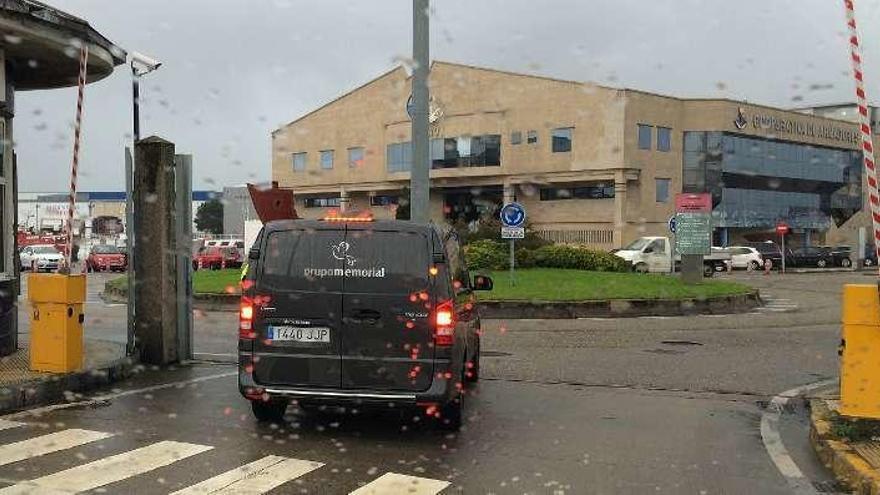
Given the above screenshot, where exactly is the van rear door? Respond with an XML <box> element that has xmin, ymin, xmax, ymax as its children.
<box><xmin>340</xmin><ymin>226</ymin><xmax>435</xmax><ymax>391</ymax></box>
<box><xmin>251</xmin><ymin>227</ymin><xmax>344</xmax><ymax>388</ymax></box>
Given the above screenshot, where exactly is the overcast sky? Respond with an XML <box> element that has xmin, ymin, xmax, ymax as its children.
<box><xmin>13</xmin><ymin>0</ymin><xmax>880</xmax><ymax>192</ymax></box>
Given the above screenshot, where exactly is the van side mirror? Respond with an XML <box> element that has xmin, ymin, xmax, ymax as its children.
<box><xmin>248</xmin><ymin>248</ymin><xmax>260</xmax><ymax>260</ymax></box>
<box><xmin>473</xmin><ymin>275</ymin><xmax>493</xmax><ymax>291</ymax></box>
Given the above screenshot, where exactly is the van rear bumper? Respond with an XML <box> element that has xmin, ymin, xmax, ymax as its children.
<box><xmin>238</xmin><ymin>359</ymin><xmax>456</xmax><ymax>406</ymax></box>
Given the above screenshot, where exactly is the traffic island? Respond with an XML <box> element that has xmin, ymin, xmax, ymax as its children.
<box><xmin>0</xmin><ymin>338</ymin><xmax>135</xmax><ymax>414</ymax></box>
<box><xmin>104</xmin><ymin>268</ymin><xmax>761</xmax><ymax>317</ymax></box>
<box><xmin>810</xmin><ymin>397</ymin><xmax>880</xmax><ymax>494</ymax></box>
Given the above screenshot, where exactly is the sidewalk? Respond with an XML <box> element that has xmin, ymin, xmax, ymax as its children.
<box><xmin>810</xmin><ymin>394</ymin><xmax>880</xmax><ymax>494</ymax></box>
<box><xmin>0</xmin><ymin>338</ymin><xmax>135</xmax><ymax>413</ymax></box>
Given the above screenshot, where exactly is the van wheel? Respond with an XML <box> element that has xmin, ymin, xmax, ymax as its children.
<box><xmin>438</xmin><ymin>394</ymin><xmax>463</xmax><ymax>431</ymax></box>
<box><xmin>817</xmin><ymin>259</ymin><xmax>827</xmax><ymax>268</ymax></box>
<box><xmin>465</xmin><ymin>339</ymin><xmax>480</xmax><ymax>384</ymax></box>
<box><xmin>251</xmin><ymin>400</ymin><xmax>287</xmax><ymax>423</ymax></box>
<box><xmin>748</xmin><ymin>261</ymin><xmax>760</xmax><ymax>271</ymax></box>
<box><xmin>633</xmin><ymin>263</ymin><xmax>649</xmax><ymax>274</ymax></box>
<box><xmin>841</xmin><ymin>258</ymin><xmax>852</xmax><ymax>268</ymax></box>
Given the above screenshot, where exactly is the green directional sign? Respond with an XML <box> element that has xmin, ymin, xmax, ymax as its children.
<box><xmin>675</xmin><ymin>213</ymin><xmax>711</xmax><ymax>255</ymax></box>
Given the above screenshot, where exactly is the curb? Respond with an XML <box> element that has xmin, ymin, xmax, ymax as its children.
<box><xmin>104</xmin><ymin>286</ymin><xmax>762</xmax><ymax>318</ymax></box>
<box><xmin>0</xmin><ymin>354</ymin><xmax>137</xmax><ymax>414</ymax></box>
<box><xmin>809</xmin><ymin>398</ymin><xmax>880</xmax><ymax>494</ymax></box>
<box><xmin>477</xmin><ymin>291</ymin><xmax>762</xmax><ymax>319</ymax></box>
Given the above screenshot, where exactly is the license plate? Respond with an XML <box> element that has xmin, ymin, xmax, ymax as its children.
<box><xmin>267</xmin><ymin>326</ymin><xmax>330</xmax><ymax>343</ymax></box>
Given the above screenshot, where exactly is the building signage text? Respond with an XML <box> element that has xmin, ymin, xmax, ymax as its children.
<box><xmin>734</xmin><ymin>107</ymin><xmax>859</xmax><ymax>145</ymax></box>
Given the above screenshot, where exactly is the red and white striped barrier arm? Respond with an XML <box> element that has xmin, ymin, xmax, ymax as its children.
<box><xmin>65</xmin><ymin>44</ymin><xmax>88</xmax><ymax>271</ymax></box>
<box><xmin>843</xmin><ymin>0</ymin><xmax>880</xmax><ymax>274</ymax></box>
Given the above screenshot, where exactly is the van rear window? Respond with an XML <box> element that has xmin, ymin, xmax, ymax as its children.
<box><xmin>259</xmin><ymin>228</ymin><xmax>429</xmax><ymax>294</ymax></box>
<box><xmin>344</xmin><ymin>230</ymin><xmax>430</xmax><ymax>294</ymax></box>
<box><xmin>260</xmin><ymin>229</ymin><xmax>345</xmax><ymax>292</ymax></box>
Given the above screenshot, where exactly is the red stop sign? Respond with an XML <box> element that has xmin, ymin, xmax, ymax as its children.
<box><xmin>776</xmin><ymin>223</ymin><xmax>790</xmax><ymax>235</ymax></box>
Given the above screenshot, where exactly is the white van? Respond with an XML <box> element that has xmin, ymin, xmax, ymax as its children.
<box><xmin>614</xmin><ymin>236</ymin><xmax>730</xmax><ymax>275</ymax></box>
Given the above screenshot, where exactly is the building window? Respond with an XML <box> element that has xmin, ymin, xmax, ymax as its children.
<box><xmin>539</xmin><ymin>183</ymin><xmax>615</xmax><ymax>201</ymax></box>
<box><xmin>292</xmin><ymin>152</ymin><xmax>306</xmax><ymax>171</ymax></box>
<box><xmin>638</xmin><ymin>124</ymin><xmax>652</xmax><ymax>150</ymax></box>
<box><xmin>657</xmin><ymin>127</ymin><xmax>671</xmax><ymax>152</ymax></box>
<box><xmin>527</xmin><ymin>130</ymin><xmax>538</xmax><ymax>144</ymax></box>
<box><xmin>386</xmin><ymin>141</ymin><xmax>412</xmax><ymax>172</ymax></box>
<box><xmin>655</xmin><ymin>178</ymin><xmax>671</xmax><ymax>203</ymax></box>
<box><xmin>511</xmin><ymin>131</ymin><xmax>522</xmax><ymax>145</ymax></box>
<box><xmin>551</xmin><ymin>127</ymin><xmax>573</xmax><ymax>153</ymax></box>
<box><xmin>370</xmin><ymin>195</ymin><xmax>399</xmax><ymax>206</ymax></box>
<box><xmin>348</xmin><ymin>147</ymin><xmax>364</xmax><ymax>168</ymax></box>
<box><xmin>430</xmin><ymin>135</ymin><xmax>501</xmax><ymax>168</ymax></box>
<box><xmin>320</xmin><ymin>150</ymin><xmax>334</xmax><ymax>169</ymax></box>
<box><xmin>304</xmin><ymin>196</ymin><xmax>341</xmax><ymax>208</ymax></box>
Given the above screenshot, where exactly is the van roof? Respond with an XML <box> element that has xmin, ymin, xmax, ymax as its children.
<box><xmin>263</xmin><ymin>218</ymin><xmax>443</xmax><ymax>236</ymax></box>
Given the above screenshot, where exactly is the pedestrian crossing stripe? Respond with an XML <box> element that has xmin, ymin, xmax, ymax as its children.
<box><xmin>170</xmin><ymin>455</ymin><xmax>323</xmax><ymax>495</ymax></box>
<box><xmin>349</xmin><ymin>472</ymin><xmax>450</xmax><ymax>495</ymax></box>
<box><xmin>0</xmin><ymin>426</ymin><xmax>452</xmax><ymax>495</ymax></box>
<box><xmin>0</xmin><ymin>429</ymin><xmax>111</xmax><ymax>467</ymax></box>
<box><xmin>0</xmin><ymin>440</ymin><xmax>212</xmax><ymax>495</ymax></box>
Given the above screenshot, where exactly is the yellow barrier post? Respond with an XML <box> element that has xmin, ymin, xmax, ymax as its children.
<box><xmin>27</xmin><ymin>273</ymin><xmax>85</xmax><ymax>373</ymax></box>
<box><xmin>840</xmin><ymin>284</ymin><xmax>880</xmax><ymax>418</ymax></box>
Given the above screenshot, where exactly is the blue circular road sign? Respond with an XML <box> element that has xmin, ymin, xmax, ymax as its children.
<box><xmin>500</xmin><ymin>202</ymin><xmax>526</xmax><ymax>227</ymax></box>
<box><xmin>668</xmin><ymin>216</ymin><xmax>677</xmax><ymax>234</ymax></box>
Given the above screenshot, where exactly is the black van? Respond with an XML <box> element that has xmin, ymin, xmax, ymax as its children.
<box><xmin>238</xmin><ymin>217</ymin><xmax>492</xmax><ymax>429</ymax></box>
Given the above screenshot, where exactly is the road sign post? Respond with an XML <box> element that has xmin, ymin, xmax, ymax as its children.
<box><xmin>668</xmin><ymin>216</ymin><xmax>677</xmax><ymax>274</ymax></box>
<box><xmin>500</xmin><ymin>203</ymin><xmax>526</xmax><ymax>287</ymax></box>
<box><xmin>776</xmin><ymin>222</ymin><xmax>789</xmax><ymax>274</ymax></box>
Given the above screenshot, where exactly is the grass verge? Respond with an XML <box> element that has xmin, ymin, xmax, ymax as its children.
<box><xmin>106</xmin><ymin>268</ymin><xmax>751</xmax><ymax>301</ymax></box>
<box><xmin>475</xmin><ymin>268</ymin><xmax>751</xmax><ymax>301</ymax></box>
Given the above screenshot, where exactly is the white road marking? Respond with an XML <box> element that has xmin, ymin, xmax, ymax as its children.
<box><xmin>0</xmin><ymin>429</ymin><xmax>112</xmax><ymax>467</ymax></box>
<box><xmin>349</xmin><ymin>472</ymin><xmax>450</xmax><ymax>495</ymax></box>
<box><xmin>1</xmin><ymin>371</ymin><xmax>237</xmax><ymax>420</ymax></box>
<box><xmin>760</xmin><ymin>378</ymin><xmax>836</xmax><ymax>494</ymax></box>
<box><xmin>0</xmin><ymin>440</ymin><xmax>212</xmax><ymax>495</ymax></box>
<box><xmin>0</xmin><ymin>420</ymin><xmax>24</xmax><ymax>431</ymax></box>
<box><xmin>171</xmin><ymin>455</ymin><xmax>323</xmax><ymax>494</ymax></box>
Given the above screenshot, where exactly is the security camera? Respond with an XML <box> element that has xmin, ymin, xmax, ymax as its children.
<box><xmin>130</xmin><ymin>51</ymin><xmax>161</xmax><ymax>72</ymax></box>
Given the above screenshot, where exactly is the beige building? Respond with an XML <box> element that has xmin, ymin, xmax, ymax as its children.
<box><xmin>272</xmin><ymin>61</ymin><xmax>872</xmax><ymax>249</ymax></box>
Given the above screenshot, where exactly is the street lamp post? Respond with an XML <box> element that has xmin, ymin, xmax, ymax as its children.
<box><xmin>127</xmin><ymin>51</ymin><xmax>161</xmax><ymax>355</ymax></box>
<box><xmin>410</xmin><ymin>0</ymin><xmax>430</xmax><ymax>224</ymax></box>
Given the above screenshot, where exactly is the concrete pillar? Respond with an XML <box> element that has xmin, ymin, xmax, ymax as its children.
<box><xmin>133</xmin><ymin>136</ymin><xmax>178</xmax><ymax>365</ymax></box>
<box><xmin>613</xmin><ymin>172</ymin><xmax>628</xmax><ymax>248</ymax></box>
<box><xmin>339</xmin><ymin>187</ymin><xmax>350</xmax><ymax>213</ymax></box>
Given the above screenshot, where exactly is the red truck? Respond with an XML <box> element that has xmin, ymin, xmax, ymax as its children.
<box><xmin>193</xmin><ymin>246</ymin><xmax>242</xmax><ymax>270</ymax></box>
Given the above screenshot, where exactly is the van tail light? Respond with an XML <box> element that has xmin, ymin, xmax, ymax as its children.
<box><xmin>239</xmin><ymin>298</ymin><xmax>255</xmax><ymax>339</ymax></box>
<box><xmin>434</xmin><ymin>299</ymin><xmax>455</xmax><ymax>346</ymax></box>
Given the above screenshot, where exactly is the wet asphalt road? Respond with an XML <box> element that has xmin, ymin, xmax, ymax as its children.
<box><xmin>3</xmin><ymin>270</ymin><xmax>860</xmax><ymax>494</ymax></box>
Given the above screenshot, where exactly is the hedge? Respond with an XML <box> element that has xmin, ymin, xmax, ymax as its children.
<box><xmin>464</xmin><ymin>240</ymin><xmax>628</xmax><ymax>272</ymax></box>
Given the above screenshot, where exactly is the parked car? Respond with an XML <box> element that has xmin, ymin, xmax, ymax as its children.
<box><xmin>20</xmin><ymin>244</ymin><xmax>63</xmax><ymax>272</ymax></box>
<box><xmin>86</xmin><ymin>245</ymin><xmax>127</xmax><ymax>272</ymax></box>
<box><xmin>745</xmin><ymin>242</ymin><xmax>784</xmax><ymax>269</ymax></box>
<box><xmin>238</xmin><ymin>217</ymin><xmax>493</xmax><ymax>430</ymax></box>
<box><xmin>194</xmin><ymin>246</ymin><xmax>243</xmax><ymax>270</ymax></box>
<box><xmin>788</xmin><ymin>246</ymin><xmax>835</xmax><ymax>268</ymax></box>
<box><xmin>726</xmin><ymin>246</ymin><xmax>763</xmax><ymax>270</ymax></box>
<box><xmin>864</xmin><ymin>244</ymin><xmax>878</xmax><ymax>267</ymax></box>
<box><xmin>826</xmin><ymin>246</ymin><xmax>853</xmax><ymax>268</ymax></box>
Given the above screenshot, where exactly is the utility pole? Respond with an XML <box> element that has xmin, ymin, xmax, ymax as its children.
<box><xmin>410</xmin><ymin>0</ymin><xmax>430</xmax><ymax>224</ymax></box>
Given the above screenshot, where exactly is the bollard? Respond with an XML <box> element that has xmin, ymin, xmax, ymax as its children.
<box><xmin>27</xmin><ymin>273</ymin><xmax>85</xmax><ymax>373</ymax></box>
<box><xmin>839</xmin><ymin>284</ymin><xmax>880</xmax><ymax>418</ymax></box>
<box><xmin>763</xmin><ymin>259</ymin><xmax>772</xmax><ymax>276</ymax></box>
